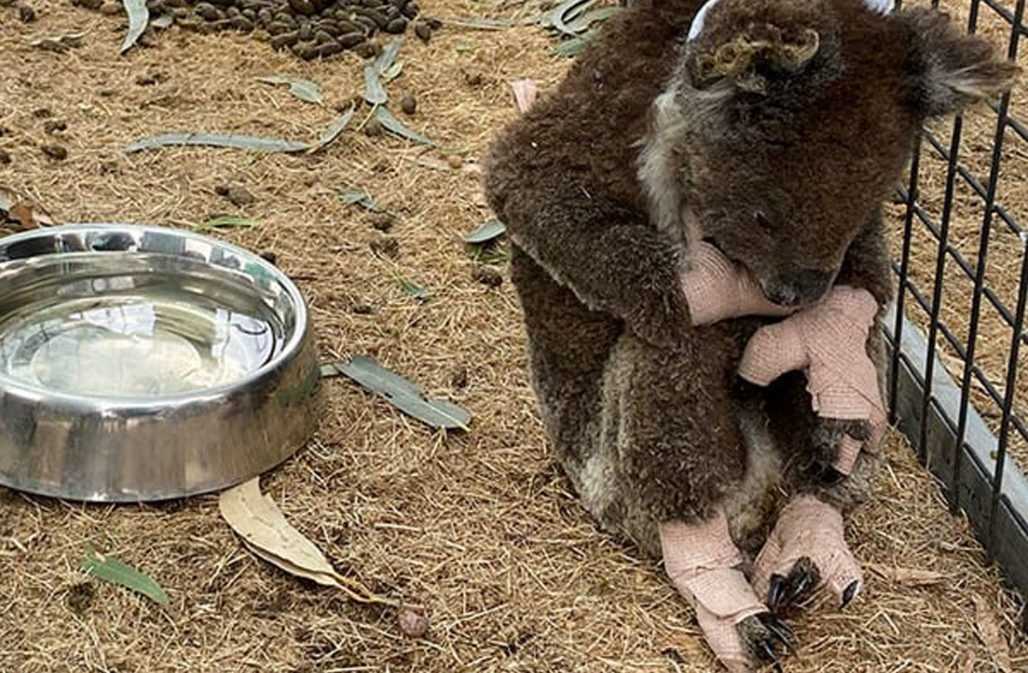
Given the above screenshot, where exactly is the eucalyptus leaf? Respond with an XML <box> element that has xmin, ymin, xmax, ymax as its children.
<box><xmin>307</xmin><ymin>105</ymin><xmax>354</xmax><ymax>154</ymax></box>
<box><xmin>338</xmin><ymin>187</ymin><xmax>379</xmax><ymax>211</ymax></box>
<box><xmin>329</xmin><ymin>356</ymin><xmax>471</xmax><ymax>430</ymax></box>
<box><xmin>464</xmin><ymin>219</ymin><xmax>506</xmax><ymax>244</ymax></box>
<box><xmin>362</xmin><ymin>65</ymin><xmax>388</xmax><ymax>105</ymax></box>
<box><xmin>120</xmin><ymin>0</ymin><xmax>150</xmax><ymax>54</ymax></box>
<box><xmin>258</xmin><ymin>75</ymin><xmax>323</xmax><ymax>105</ymax></box>
<box><xmin>125</xmin><ymin>132</ymin><xmax>309</xmax><ymax>154</ymax></box>
<box><xmin>554</xmin><ymin>31</ymin><xmax>594</xmax><ymax>57</ymax></box>
<box><xmin>82</xmin><ymin>551</ymin><xmax>169</xmax><ymax>605</ymax></box>
<box><xmin>373</xmin><ymin>38</ymin><xmax>404</xmax><ymax>74</ymax></box>
<box><xmin>197</xmin><ymin>215</ymin><xmax>258</xmax><ymax>230</ymax></box>
<box><xmin>399</xmin><ymin>278</ymin><xmax>430</xmax><ymax>301</ymax></box>
<box><xmin>433</xmin><ymin>16</ymin><xmax>514</xmax><ymax>30</ymax></box>
<box><xmin>565</xmin><ymin>6</ymin><xmax>621</xmax><ymax>32</ymax></box>
<box><xmin>374</xmin><ymin>106</ymin><xmax>434</xmax><ymax>146</ymax></box>
<box><xmin>382</xmin><ymin>61</ymin><xmax>404</xmax><ymax>83</ymax></box>
<box><xmin>550</xmin><ymin>0</ymin><xmax>594</xmax><ymax>37</ymax></box>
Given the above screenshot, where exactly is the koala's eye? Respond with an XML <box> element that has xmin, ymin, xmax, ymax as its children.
<box><xmin>754</xmin><ymin>210</ymin><xmax>773</xmax><ymax>231</ymax></box>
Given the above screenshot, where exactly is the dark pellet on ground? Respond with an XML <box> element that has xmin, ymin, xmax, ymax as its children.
<box><xmin>0</xmin><ymin>149</ymin><xmax>10</xmax><ymax>165</ymax></box>
<box><xmin>351</xmin><ymin>302</ymin><xmax>374</xmax><ymax>315</ymax></box>
<box><xmin>259</xmin><ymin>251</ymin><xmax>278</xmax><ymax>265</ymax></box>
<box><xmin>400</xmin><ymin>93</ymin><xmax>416</xmax><ymax>115</ymax></box>
<box><xmin>369</xmin><ymin>213</ymin><xmax>394</xmax><ymax>231</ymax></box>
<box><xmin>32</xmin><ymin>108</ymin><xmax>51</xmax><ymax>118</ymax></box>
<box><xmin>43</xmin><ymin>120</ymin><xmax>66</xmax><ymax>134</ymax></box>
<box><xmin>451</xmin><ymin>366</ymin><xmax>469</xmax><ymax>389</ymax></box>
<box><xmin>414</xmin><ymin>21</ymin><xmax>430</xmax><ymax>42</ymax></box>
<box><xmin>16</xmin><ymin>2</ymin><xmax>35</xmax><ymax>21</ymax></box>
<box><xmin>41</xmin><ymin>145</ymin><xmax>68</xmax><ymax>161</ymax></box>
<box><xmin>364</xmin><ymin>118</ymin><xmax>383</xmax><ymax>137</ymax></box>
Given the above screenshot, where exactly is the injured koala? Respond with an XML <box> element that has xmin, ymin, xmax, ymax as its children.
<box><xmin>484</xmin><ymin>0</ymin><xmax>1017</xmax><ymax>670</ymax></box>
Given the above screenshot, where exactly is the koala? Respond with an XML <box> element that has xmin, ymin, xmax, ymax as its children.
<box><xmin>484</xmin><ymin>0</ymin><xmax>1017</xmax><ymax>670</ymax></box>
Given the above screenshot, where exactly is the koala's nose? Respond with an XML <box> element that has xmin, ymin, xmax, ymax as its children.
<box><xmin>765</xmin><ymin>268</ymin><xmax>834</xmax><ymax>307</ymax></box>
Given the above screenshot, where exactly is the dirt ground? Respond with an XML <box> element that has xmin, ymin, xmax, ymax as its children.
<box><xmin>2</xmin><ymin>0</ymin><xmax>1028</xmax><ymax>672</ymax></box>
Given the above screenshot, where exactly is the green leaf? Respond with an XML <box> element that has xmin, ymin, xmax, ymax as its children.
<box><xmin>399</xmin><ymin>277</ymin><xmax>430</xmax><ymax>301</ymax></box>
<box><xmin>464</xmin><ymin>219</ymin><xmax>506</xmax><ymax>244</ymax></box>
<box><xmin>307</xmin><ymin>105</ymin><xmax>354</xmax><ymax>154</ymax></box>
<box><xmin>382</xmin><ymin>61</ymin><xmax>404</xmax><ymax>83</ymax></box>
<box><xmin>327</xmin><ymin>356</ymin><xmax>471</xmax><ymax>430</ymax></box>
<box><xmin>82</xmin><ymin>551</ymin><xmax>169</xmax><ymax>605</ymax></box>
<box><xmin>550</xmin><ymin>0</ymin><xmax>594</xmax><ymax>37</ymax></box>
<box><xmin>197</xmin><ymin>215</ymin><xmax>258</xmax><ymax>231</ymax></box>
<box><xmin>363</xmin><ymin>39</ymin><xmax>403</xmax><ymax>105</ymax></box>
<box><xmin>125</xmin><ymin>132</ymin><xmax>310</xmax><ymax>154</ymax></box>
<box><xmin>554</xmin><ymin>30</ymin><xmax>596</xmax><ymax>57</ymax></box>
<box><xmin>338</xmin><ymin>187</ymin><xmax>379</xmax><ymax>211</ymax></box>
<box><xmin>258</xmin><ymin>75</ymin><xmax>324</xmax><ymax>105</ymax></box>
<box><xmin>565</xmin><ymin>6</ymin><xmax>621</xmax><ymax>32</ymax></box>
<box><xmin>120</xmin><ymin>0</ymin><xmax>150</xmax><ymax>54</ymax></box>
<box><xmin>374</xmin><ymin>106</ymin><xmax>434</xmax><ymax>146</ymax></box>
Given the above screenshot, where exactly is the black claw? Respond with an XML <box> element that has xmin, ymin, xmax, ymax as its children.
<box><xmin>804</xmin><ymin>460</ymin><xmax>845</xmax><ymax>486</ymax></box>
<box><xmin>768</xmin><ymin>574</ymin><xmax>786</xmax><ymax>611</ymax></box>
<box><xmin>842</xmin><ymin>580</ymin><xmax>860</xmax><ymax>608</ymax></box>
<box><xmin>758</xmin><ymin>612</ymin><xmax>795</xmax><ymax>652</ymax></box>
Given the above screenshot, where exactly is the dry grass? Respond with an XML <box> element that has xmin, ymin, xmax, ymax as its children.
<box><xmin>1</xmin><ymin>0</ymin><xmax>1027</xmax><ymax>671</ymax></box>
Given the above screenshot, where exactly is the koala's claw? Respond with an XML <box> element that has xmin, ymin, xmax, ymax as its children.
<box><xmin>767</xmin><ymin>556</ymin><xmax>821</xmax><ymax>614</ymax></box>
<box><xmin>738</xmin><ymin>612</ymin><xmax>794</xmax><ymax>669</ymax></box>
<box><xmin>841</xmin><ymin>580</ymin><xmax>860</xmax><ymax>609</ymax></box>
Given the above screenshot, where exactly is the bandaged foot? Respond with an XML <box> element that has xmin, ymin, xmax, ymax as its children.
<box><xmin>753</xmin><ymin>496</ymin><xmax>862</xmax><ymax>614</ymax></box>
<box><xmin>738</xmin><ymin>286</ymin><xmax>887</xmax><ymax>475</ymax></box>
<box><xmin>661</xmin><ymin>512</ymin><xmax>794</xmax><ymax>672</ymax></box>
<box><xmin>682</xmin><ymin>242</ymin><xmax>797</xmax><ymax>326</ymax></box>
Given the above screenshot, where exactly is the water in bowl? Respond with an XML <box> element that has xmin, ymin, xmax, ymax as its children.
<box><xmin>0</xmin><ymin>272</ymin><xmax>284</xmax><ymax>398</ymax></box>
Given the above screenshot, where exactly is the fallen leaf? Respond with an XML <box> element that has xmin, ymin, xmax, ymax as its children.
<box><xmin>150</xmin><ymin>13</ymin><xmax>173</xmax><ymax>28</ymax></box>
<box><xmin>554</xmin><ymin>32</ymin><xmax>594</xmax><ymax>57</ymax></box>
<box><xmin>1</xmin><ymin>194</ymin><xmax>57</xmax><ymax>229</ymax></box>
<box><xmin>338</xmin><ymin>187</ymin><xmax>379</xmax><ymax>211</ymax></box>
<box><xmin>363</xmin><ymin>39</ymin><xmax>403</xmax><ymax>105</ymax></box>
<box><xmin>972</xmin><ymin>595</ymin><xmax>1012</xmax><ymax>672</ymax></box>
<box><xmin>374</xmin><ymin>106</ymin><xmax>434</xmax><ymax>146</ymax></box>
<box><xmin>31</xmin><ymin>33</ymin><xmax>84</xmax><ymax>52</ymax></box>
<box><xmin>382</xmin><ymin>61</ymin><xmax>404</xmax><ymax>83</ymax></box>
<box><xmin>307</xmin><ymin>105</ymin><xmax>355</xmax><ymax>154</ymax></box>
<box><xmin>510</xmin><ymin>80</ymin><xmax>538</xmax><ymax>114</ymax></box>
<box><xmin>399</xmin><ymin>277</ymin><xmax>430</xmax><ymax>302</ymax></box>
<box><xmin>81</xmin><ymin>550</ymin><xmax>169</xmax><ymax>605</ymax></box>
<box><xmin>125</xmin><ymin>132</ymin><xmax>309</xmax><ymax>154</ymax></box>
<box><xmin>464</xmin><ymin>219</ymin><xmax>506</xmax><ymax>244</ymax></box>
<box><xmin>258</xmin><ymin>75</ymin><xmax>324</xmax><ymax>105</ymax></box>
<box><xmin>219</xmin><ymin>478</ymin><xmax>393</xmax><ymax>605</ymax></box>
<box><xmin>197</xmin><ymin>215</ymin><xmax>258</xmax><ymax>231</ymax></box>
<box><xmin>9</xmin><ymin>204</ymin><xmax>38</xmax><ymax>230</ymax></box>
<box><xmin>565</xmin><ymin>5</ymin><xmax>622</xmax><ymax>32</ymax></box>
<box><xmin>120</xmin><ymin>0</ymin><xmax>149</xmax><ymax>54</ymax></box>
<box><xmin>0</xmin><ymin>187</ymin><xmax>13</xmax><ymax>213</ymax></box>
<box><xmin>431</xmin><ymin>16</ymin><xmax>514</xmax><ymax>30</ymax></box>
<box><xmin>868</xmin><ymin>564</ymin><xmax>945</xmax><ymax>587</ymax></box>
<box><xmin>550</xmin><ymin>0</ymin><xmax>594</xmax><ymax>37</ymax></box>
<box><xmin>327</xmin><ymin>356</ymin><xmax>471</xmax><ymax>430</ymax></box>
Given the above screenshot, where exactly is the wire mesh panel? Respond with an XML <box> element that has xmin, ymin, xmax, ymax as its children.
<box><xmin>887</xmin><ymin>0</ymin><xmax>1028</xmax><ymax>625</ymax></box>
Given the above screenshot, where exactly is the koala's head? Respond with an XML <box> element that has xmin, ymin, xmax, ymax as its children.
<box><xmin>639</xmin><ymin>0</ymin><xmax>1018</xmax><ymax>307</ymax></box>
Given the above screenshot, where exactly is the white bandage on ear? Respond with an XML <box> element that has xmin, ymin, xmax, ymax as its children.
<box><xmin>687</xmin><ymin>0</ymin><xmax>722</xmax><ymax>42</ymax></box>
<box><xmin>687</xmin><ymin>0</ymin><xmax>895</xmax><ymax>44</ymax></box>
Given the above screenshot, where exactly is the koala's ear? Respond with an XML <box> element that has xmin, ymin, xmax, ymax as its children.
<box><xmin>902</xmin><ymin>8</ymin><xmax>1020</xmax><ymax>117</ymax></box>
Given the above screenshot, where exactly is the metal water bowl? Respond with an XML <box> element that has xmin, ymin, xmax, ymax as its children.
<box><xmin>0</xmin><ymin>224</ymin><xmax>321</xmax><ymax>502</ymax></box>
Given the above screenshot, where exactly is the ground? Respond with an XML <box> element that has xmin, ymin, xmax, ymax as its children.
<box><xmin>0</xmin><ymin>0</ymin><xmax>1027</xmax><ymax>672</ymax></box>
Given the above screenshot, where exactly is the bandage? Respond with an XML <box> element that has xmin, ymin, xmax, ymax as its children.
<box><xmin>753</xmin><ymin>496</ymin><xmax>862</xmax><ymax>607</ymax></box>
<box><xmin>660</xmin><ymin>512</ymin><xmax>765</xmax><ymax>672</ymax></box>
<box><xmin>682</xmin><ymin>243</ymin><xmax>796</xmax><ymax>326</ymax></box>
<box><xmin>738</xmin><ymin>286</ymin><xmax>886</xmax><ymax>474</ymax></box>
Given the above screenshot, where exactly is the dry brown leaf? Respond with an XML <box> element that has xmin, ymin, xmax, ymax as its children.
<box><xmin>972</xmin><ymin>595</ymin><xmax>1012</xmax><ymax>672</ymax></box>
<box><xmin>219</xmin><ymin>477</ymin><xmax>395</xmax><ymax>605</ymax></box>
<box><xmin>869</xmin><ymin>564</ymin><xmax>946</xmax><ymax>587</ymax></box>
<box><xmin>510</xmin><ymin>79</ymin><xmax>539</xmax><ymax>114</ymax></box>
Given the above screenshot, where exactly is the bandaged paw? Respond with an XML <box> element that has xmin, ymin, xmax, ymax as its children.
<box><xmin>753</xmin><ymin>496</ymin><xmax>863</xmax><ymax>611</ymax></box>
<box><xmin>738</xmin><ymin>285</ymin><xmax>886</xmax><ymax>474</ymax></box>
<box><xmin>682</xmin><ymin>242</ymin><xmax>796</xmax><ymax>326</ymax></box>
<box><xmin>660</xmin><ymin>512</ymin><xmax>792</xmax><ymax>672</ymax></box>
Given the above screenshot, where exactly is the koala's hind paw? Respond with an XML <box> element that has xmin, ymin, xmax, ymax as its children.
<box><xmin>809</xmin><ymin>417</ymin><xmax>872</xmax><ymax>481</ymax></box>
<box><xmin>754</xmin><ymin>496</ymin><xmax>863</xmax><ymax>614</ymax></box>
<box><xmin>738</xmin><ymin>612</ymin><xmax>794</xmax><ymax>671</ymax></box>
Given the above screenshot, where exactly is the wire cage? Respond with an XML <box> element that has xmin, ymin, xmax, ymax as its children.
<box><xmin>887</xmin><ymin>0</ymin><xmax>1028</xmax><ymax>629</ymax></box>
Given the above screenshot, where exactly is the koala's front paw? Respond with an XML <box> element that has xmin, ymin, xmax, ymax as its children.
<box><xmin>808</xmin><ymin>417</ymin><xmax>872</xmax><ymax>483</ymax></box>
<box><xmin>736</xmin><ymin>612</ymin><xmax>795</xmax><ymax>670</ymax></box>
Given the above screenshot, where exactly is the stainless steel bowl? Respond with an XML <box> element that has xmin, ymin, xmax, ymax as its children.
<box><xmin>0</xmin><ymin>224</ymin><xmax>321</xmax><ymax>502</ymax></box>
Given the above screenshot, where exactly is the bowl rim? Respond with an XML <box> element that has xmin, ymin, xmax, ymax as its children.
<box><xmin>0</xmin><ymin>222</ymin><xmax>312</xmax><ymax>410</ymax></box>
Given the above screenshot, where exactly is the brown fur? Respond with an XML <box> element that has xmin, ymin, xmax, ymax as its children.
<box><xmin>484</xmin><ymin>0</ymin><xmax>1017</xmax><ymax>556</ymax></box>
